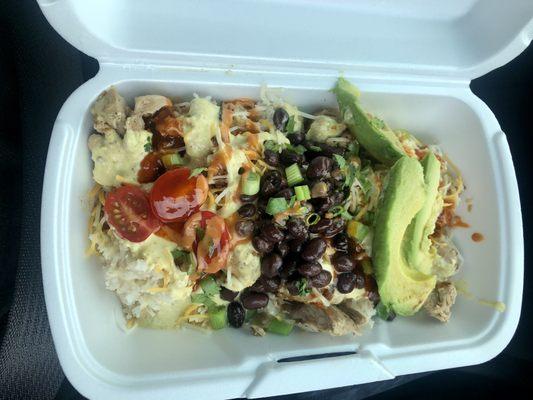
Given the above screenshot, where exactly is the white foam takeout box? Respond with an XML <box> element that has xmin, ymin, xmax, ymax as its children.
<box><xmin>39</xmin><ymin>0</ymin><xmax>530</xmax><ymax>399</ymax></box>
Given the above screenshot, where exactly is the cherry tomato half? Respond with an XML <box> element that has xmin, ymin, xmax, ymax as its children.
<box><xmin>149</xmin><ymin>168</ymin><xmax>208</xmax><ymax>223</ymax></box>
<box><xmin>104</xmin><ymin>185</ymin><xmax>161</xmax><ymax>243</ymax></box>
<box><xmin>183</xmin><ymin>211</ymin><xmax>231</xmax><ymax>274</ymax></box>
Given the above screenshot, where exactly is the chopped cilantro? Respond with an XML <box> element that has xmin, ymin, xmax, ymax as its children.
<box><xmin>171</xmin><ymin>248</ymin><xmax>188</xmax><ymax>260</ymax></box>
<box><xmin>347</xmin><ymin>141</ymin><xmax>359</xmax><ymax>156</ymax></box>
<box><xmin>296</xmin><ymin>278</ymin><xmax>311</xmax><ymax>297</ymax></box>
<box><xmin>343</xmin><ymin>164</ymin><xmax>358</xmax><ymax>189</ymax></box>
<box><xmin>308</xmin><ymin>145</ymin><xmax>322</xmax><ymax>152</ymax></box>
<box><xmin>191</xmin><ymin>293</ymin><xmax>217</xmax><ymax>311</ymax></box>
<box><xmin>195</xmin><ymin>227</ymin><xmax>205</xmax><ymax>241</ymax></box>
<box><xmin>144</xmin><ymin>138</ymin><xmax>152</xmax><ymax>152</ymax></box>
<box><xmin>355</xmin><ymin>167</ymin><xmax>373</xmax><ymax>195</ymax></box>
<box><xmin>189</xmin><ymin>167</ymin><xmax>207</xmax><ymax>178</ymax></box>
<box><xmin>333</xmin><ymin>154</ymin><xmax>346</xmax><ymax>169</ymax></box>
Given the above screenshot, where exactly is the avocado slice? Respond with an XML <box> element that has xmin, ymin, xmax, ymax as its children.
<box><xmin>372</xmin><ymin>157</ymin><xmax>436</xmax><ymax>316</ymax></box>
<box><xmin>403</xmin><ymin>152</ymin><xmax>443</xmax><ymax>275</ymax></box>
<box><xmin>333</xmin><ymin>78</ymin><xmax>405</xmax><ymax>165</ymax></box>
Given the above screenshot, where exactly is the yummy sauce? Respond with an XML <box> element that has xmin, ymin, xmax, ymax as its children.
<box><xmin>471</xmin><ymin>232</ymin><xmax>484</xmax><ymax>242</ymax></box>
<box><xmin>138</xmin><ymin>153</ymin><xmax>165</xmax><ymax>183</ymax></box>
<box><xmin>450</xmin><ymin>215</ymin><xmax>470</xmax><ymax>228</ymax></box>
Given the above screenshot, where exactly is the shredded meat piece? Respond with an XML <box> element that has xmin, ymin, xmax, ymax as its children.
<box><xmin>424</xmin><ymin>282</ymin><xmax>457</xmax><ymax>322</ymax></box>
<box><xmin>250</xmin><ymin>325</ymin><xmax>266</xmax><ymax>336</ymax></box>
<box><xmin>281</xmin><ymin>301</ymin><xmax>358</xmax><ymax>336</ymax></box>
<box><xmin>91</xmin><ymin>87</ymin><xmax>128</xmax><ymax>135</ymax></box>
<box><xmin>337</xmin><ymin>298</ymin><xmax>376</xmax><ymax>333</ymax></box>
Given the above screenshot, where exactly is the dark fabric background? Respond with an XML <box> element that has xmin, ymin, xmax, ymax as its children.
<box><xmin>0</xmin><ymin>1</ymin><xmax>531</xmax><ymax>399</ymax></box>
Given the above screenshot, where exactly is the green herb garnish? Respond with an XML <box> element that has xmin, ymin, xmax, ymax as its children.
<box><xmin>144</xmin><ymin>138</ymin><xmax>152</xmax><ymax>152</ymax></box>
<box><xmin>344</xmin><ymin>164</ymin><xmax>358</xmax><ymax>188</ymax></box>
<box><xmin>189</xmin><ymin>167</ymin><xmax>207</xmax><ymax>178</ymax></box>
<box><xmin>296</xmin><ymin>278</ymin><xmax>311</xmax><ymax>297</ymax></box>
<box><xmin>195</xmin><ymin>227</ymin><xmax>206</xmax><ymax>241</ymax></box>
<box><xmin>333</xmin><ymin>154</ymin><xmax>346</xmax><ymax>169</ymax></box>
<box><xmin>200</xmin><ymin>275</ymin><xmax>220</xmax><ymax>296</ymax></box>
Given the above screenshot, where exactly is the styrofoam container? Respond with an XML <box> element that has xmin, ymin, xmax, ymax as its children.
<box><xmin>39</xmin><ymin>1</ymin><xmax>530</xmax><ymax>399</ymax></box>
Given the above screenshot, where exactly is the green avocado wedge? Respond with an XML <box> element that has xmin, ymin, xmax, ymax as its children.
<box><xmin>333</xmin><ymin>78</ymin><xmax>406</xmax><ymax>166</ymax></box>
<box><xmin>372</xmin><ymin>156</ymin><xmax>437</xmax><ymax>316</ymax></box>
<box><xmin>403</xmin><ymin>152</ymin><xmax>443</xmax><ymax>275</ymax></box>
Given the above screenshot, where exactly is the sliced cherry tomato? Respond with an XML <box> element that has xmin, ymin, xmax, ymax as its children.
<box><xmin>183</xmin><ymin>211</ymin><xmax>231</xmax><ymax>273</ymax></box>
<box><xmin>104</xmin><ymin>185</ymin><xmax>161</xmax><ymax>242</ymax></box>
<box><xmin>149</xmin><ymin>168</ymin><xmax>208</xmax><ymax>223</ymax></box>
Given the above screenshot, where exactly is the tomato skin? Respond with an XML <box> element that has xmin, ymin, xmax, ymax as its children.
<box><xmin>183</xmin><ymin>211</ymin><xmax>231</xmax><ymax>274</ymax></box>
<box><xmin>104</xmin><ymin>185</ymin><xmax>161</xmax><ymax>243</ymax></box>
<box><xmin>149</xmin><ymin>168</ymin><xmax>208</xmax><ymax>223</ymax></box>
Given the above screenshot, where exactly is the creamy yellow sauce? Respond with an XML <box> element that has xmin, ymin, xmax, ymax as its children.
<box><xmin>224</xmin><ymin>242</ymin><xmax>261</xmax><ymax>292</ymax></box>
<box><xmin>88</xmin><ymin>129</ymin><xmax>151</xmax><ymax>187</ymax></box>
<box><xmin>182</xmin><ymin>97</ymin><xmax>220</xmax><ymax>166</ymax></box>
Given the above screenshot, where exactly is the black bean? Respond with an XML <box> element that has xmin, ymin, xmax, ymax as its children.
<box><xmin>279</xmin><ymin>257</ymin><xmax>298</xmax><ymax>279</ymax></box>
<box><xmin>240</xmin><ymin>193</ymin><xmax>258</xmax><ymax>203</ymax></box>
<box><xmin>364</xmin><ymin>274</ymin><xmax>380</xmax><ymax>305</ymax></box>
<box><xmin>309</xmin><ymin>270</ymin><xmax>332</xmax><ymax>288</ymax></box>
<box><xmin>252</xmin><ymin>276</ymin><xmax>281</xmax><ymax>293</ymax></box>
<box><xmin>322</xmin><ymin>218</ymin><xmax>345</xmax><ymax>238</ymax></box>
<box><xmin>311</xmin><ymin>196</ymin><xmax>335</xmax><ymax>214</ymax></box>
<box><xmin>273</xmin><ymin>108</ymin><xmax>289</xmax><ymax>131</ymax></box>
<box><xmin>318</xmin><ymin>143</ymin><xmax>345</xmax><ymax>157</ymax></box>
<box><xmin>264</xmin><ymin>149</ymin><xmax>279</xmax><ymax>166</ymax></box>
<box><xmin>286</xmin><ymin>218</ymin><xmax>308</xmax><ymax>240</ymax></box>
<box><xmin>331</xmin><ymin>252</ymin><xmax>355</xmax><ymax>272</ymax></box>
<box><xmin>337</xmin><ymin>273</ymin><xmax>357</xmax><ymax>294</ymax></box>
<box><xmin>227</xmin><ymin>301</ymin><xmax>245</xmax><ymax>328</ymax></box>
<box><xmin>289</xmin><ymin>237</ymin><xmax>307</xmax><ymax>253</ymax></box>
<box><xmin>287</xmin><ymin>132</ymin><xmax>304</xmax><ymax>145</ymax></box>
<box><xmin>301</xmin><ymin>237</ymin><xmax>327</xmax><ymax>262</ymax></box>
<box><xmin>252</xmin><ymin>236</ymin><xmax>274</xmax><ymax>254</ymax></box>
<box><xmin>306</xmin><ymin>156</ymin><xmax>333</xmax><ymax>179</ymax></box>
<box><xmin>280</xmin><ymin>149</ymin><xmax>305</xmax><ymax>166</ymax></box>
<box><xmin>298</xmin><ymin>262</ymin><xmax>322</xmax><ymax>277</ymax></box>
<box><xmin>309</xmin><ymin>218</ymin><xmax>333</xmax><ymax>234</ymax></box>
<box><xmin>276</xmin><ymin>187</ymin><xmax>295</xmax><ymax>201</ymax></box>
<box><xmin>241</xmin><ymin>292</ymin><xmax>269</xmax><ymax>309</ymax></box>
<box><xmin>261</xmin><ymin>223</ymin><xmax>285</xmax><ymax>244</ymax></box>
<box><xmin>277</xmin><ymin>241</ymin><xmax>290</xmax><ymax>258</ymax></box>
<box><xmin>220</xmin><ymin>287</ymin><xmax>238</xmax><ymax>302</ymax></box>
<box><xmin>354</xmin><ymin>272</ymin><xmax>366</xmax><ymax>289</ymax></box>
<box><xmin>261</xmin><ymin>253</ymin><xmax>283</xmax><ymax>278</ymax></box>
<box><xmin>260</xmin><ymin>170</ymin><xmax>286</xmax><ymax>198</ymax></box>
<box><xmin>238</xmin><ymin>204</ymin><xmax>256</xmax><ymax>218</ymax></box>
<box><xmin>236</xmin><ymin>220</ymin><xmax>254</xmax><ymax>237</ymax></box>
<box><xmin>333</xmin><ymin>233</ymin><xmax>349</xmax><ymax>253</ymax></box>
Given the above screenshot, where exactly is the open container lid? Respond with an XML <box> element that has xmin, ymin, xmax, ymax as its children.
<box><xmin>39</xmin><ymin>0</ymin><xmax>533</xmax><ymax>80</ymax></box>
